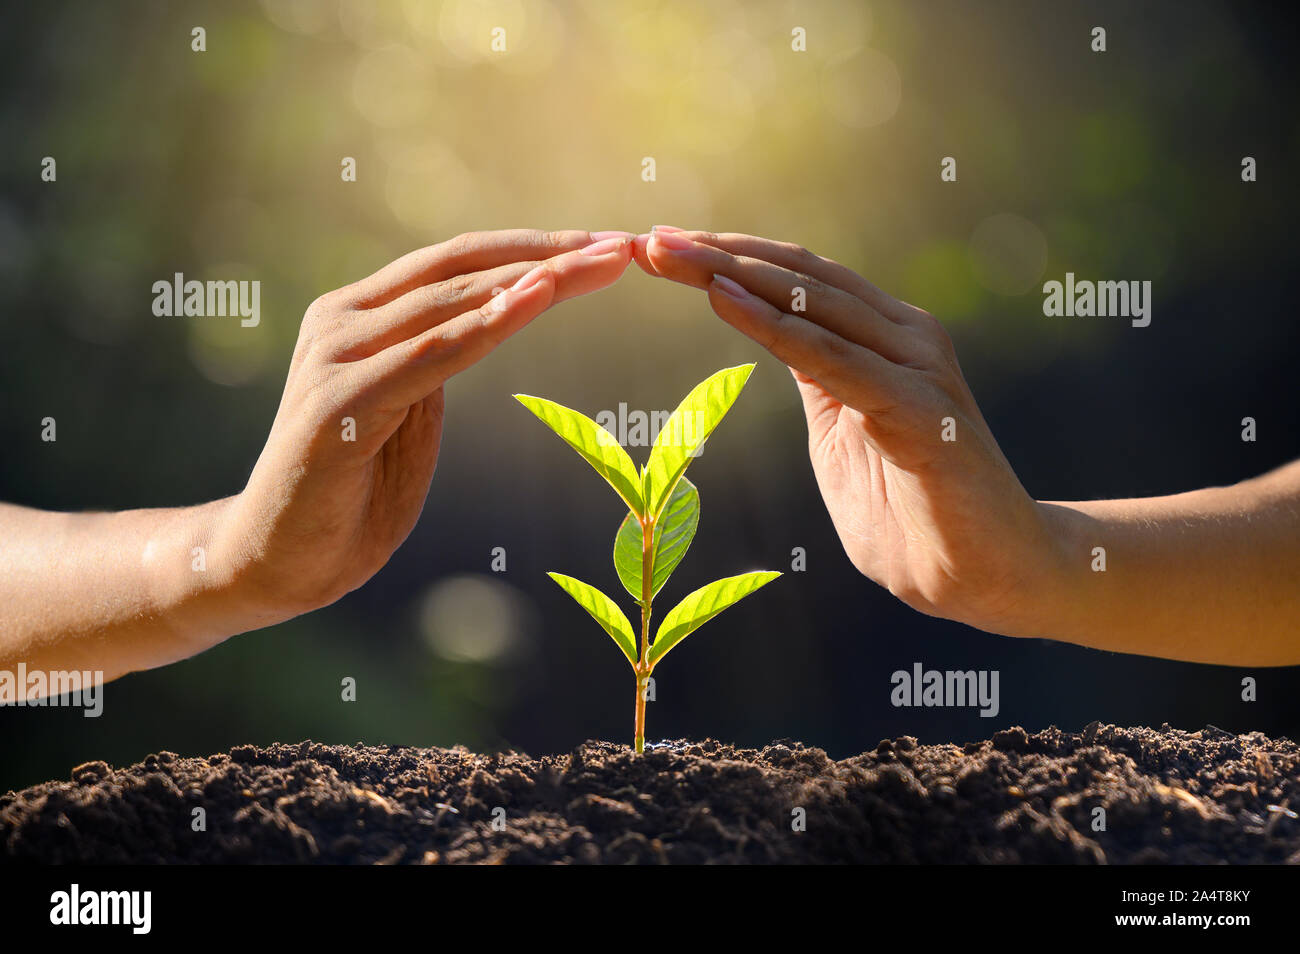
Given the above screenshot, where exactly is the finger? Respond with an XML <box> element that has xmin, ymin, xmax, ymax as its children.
<box><xmin>647</xmin><ymin>231</ymin><xmax>914</xmax><ymax>363</ymax></box>
<box><xmin>631</xmin><ymin>225</ymin><xmax>683</xmax><ymax>278</ymax></box>
<box><xmin>544</xmin><ymin>235</ymin><xmax>636</xmax><ymax>301</ymax></box>
<box><xmin>656</xmin><ymin>228</ymin><xmax>919</xmax><ymax>325</ymax></box>
<box><xmin>342</xmin><ymin>229</ymin><xmax>632</xmax><ymax>309</ymax></box>
<box><xmin>632</xmin><ymin>233</ymin><xmax>657</xmax><ymax>276</ymax></box>
<box><xmin>338</xmin><ymin>237</ymin><xmax>634</xmax><ymax>359</ymax></box>
<box><xmin>355</xmin><ymin>267</ymin><xmax>555</xmax><ymax>412</ymax></box>
<box><xmin>706</xmin><ymin>274</ymin><xmax>905</xmax><ymax>417</ymax></box>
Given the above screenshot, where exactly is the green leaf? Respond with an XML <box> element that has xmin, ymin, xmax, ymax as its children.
<box><xmin>648</xmin><ymin>570</ymin><xmax>781</xmax><ymax>669</ymax></box>
<box><xmin>515</xmin><ymin>394</ymin><xmax>644</xmax><ymax>517</ymax></box>
<box><xmin>613</xmin><ymin>476</ymin><xmax>700</xmax><ymax>602</ymax></box>
<box><xmin>643</xmin><ymin>364</ymin><xmax>754</xmax><ymax>522</ymax></box>
<box><xmin>547</xmin><ymin>572</ymin><xmax>639</xmax><ymax>667</ymax></box>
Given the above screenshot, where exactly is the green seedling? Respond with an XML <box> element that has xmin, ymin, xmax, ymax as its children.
<box><xmin>516</xmin><ymin>364</ymin><xmax>780</xmax><ymax>752</ymax></box>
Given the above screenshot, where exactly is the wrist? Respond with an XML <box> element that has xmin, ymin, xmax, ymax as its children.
<box><xmin>147</xmin><ymin>496</ymin><xmax>284</xmax><ymax>657</ymax></box>
<box><xmin>1004</xmin><ymin>500</ymin><xmax>1089</xmax><ymax>640</ymax></box>
<box><xmin>939</xmin><ymin>499</ymin><xmax>1083</xmax><ymax>640</ymax></box>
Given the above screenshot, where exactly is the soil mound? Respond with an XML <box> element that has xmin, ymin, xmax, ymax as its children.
<box><xmin>3</xmin><ymin>723</ymin><xmax>1297</xmax><ymax>863</ymax></box>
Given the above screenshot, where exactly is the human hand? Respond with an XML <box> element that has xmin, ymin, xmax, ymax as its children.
<box><xmin>220</xmin><ymin>229</ymin><xmax>634</xmax><ymax>625</ymax></box>
<box><xmin>635</xmin><ymin>227</ymin><xmax>1060</xmax><ymax>636</ymax></box>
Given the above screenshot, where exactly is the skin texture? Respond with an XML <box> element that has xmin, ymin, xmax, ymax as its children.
<box><xmin>636</xmin><ymin>227</ymin><xmax>1300</xmax><ymax>667</ymax></box>
<box><xmin>0</xmin><ymin>229</ymin><xmax>635</xmax><ymax>687</ymax></box>
<box><xmin>2</xmin><ymin>224</ymin><xmax>1298</xmax><ymax>697</ymax></box>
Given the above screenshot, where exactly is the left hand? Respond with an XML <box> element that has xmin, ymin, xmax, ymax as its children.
<box><xmin>633</xmin><ymin>227</ymin><xmax>1059</xmax><ymax>636</ymax></box>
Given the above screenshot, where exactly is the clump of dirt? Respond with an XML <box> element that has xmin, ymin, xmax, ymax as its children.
<box><xmin>2</xmin><ymin>723</ymin><xmax>1297</xmax><ymax>863</ymax></box>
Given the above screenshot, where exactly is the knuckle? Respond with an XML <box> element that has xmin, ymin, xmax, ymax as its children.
<box><xmin>473</xmin><ymin>304</ymin><xmax>507</xmax><ymax>342</ymax></box>
<box><xmin>440</xmin><ymin>231</ymin><xmax>482</xmax><ymax>260</ymax></box>
<box><xmin>784</xmin><ymin>241</ymin><xmax>818</xmax><ymax>268</ymax></box>
<box><xmin>920</xmin><ymin>308</ymin><xmax>951</xmax><ymax>340</ymax></box>
<box><xmin>905</xmin><ymin>338</ymin><xmax>948</xmax><ymax>372</ymax></box>
<box><xmin>414</xmin><ymin>326</ymin><xmax>467</xmax><ymax>365</ymax></box>
<box><xmin>296</xmin><ymin>297</ymin><xmax>345</xmax><ymax>362</ymax></box>
<box><xmin>906</xmin><ymin>311</ymin><xmax>956</xmax><ymax>362</ymax></box>
<box><xmin>440</xmin><ymin>272</ymin><xmax>477</xmax><ymax>301</ymax></box>
<box><xmin>794</xmin><ymin>271</ymin><xmax>827</xmax><ymax>298</ymax></box>
<box><xmin>819</xmin><ymin>327</ymin><xmax>853</xmax><ymax>362</ymax></box>
<box><xmin>305</xmin><ymin>291</ymin><xmax>339</xmax><ymax>321</ymax></box>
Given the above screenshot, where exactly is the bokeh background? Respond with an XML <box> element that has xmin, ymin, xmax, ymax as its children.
<box><xmin>2</xmin><ymin>0</ymin><xmax>1297</xmax><ymax>792</ymax></box>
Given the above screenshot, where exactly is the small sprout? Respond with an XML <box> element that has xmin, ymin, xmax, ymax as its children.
<box><xmin>516</xmin><ymin>365</ymin><xmax>781</xmax><ymax>752</ymax></box>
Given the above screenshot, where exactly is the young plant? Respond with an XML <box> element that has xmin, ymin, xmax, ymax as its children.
<box><xmin>516</xmin><ymin>364</ymin><xmax>780</xmax><ymax>753</ymax></box>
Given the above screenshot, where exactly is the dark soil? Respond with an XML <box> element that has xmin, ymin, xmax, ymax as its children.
<box><xmin>3</xmin><ymin>723</ymin><xmax>1298</xmax><ymax>864</ymax></box>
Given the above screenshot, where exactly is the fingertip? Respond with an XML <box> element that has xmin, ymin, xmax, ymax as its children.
<box><xmin>510</xmin><ymin>262</ymin><xmax>552</xmax><ymax>293</ymax></box>
<box><xmin>544</xmin><ymin>238</ymin><xmax>634</xmax><ymax>302</ymax></box>
<box><xmin>596</xmin><ymin>252</ymin><xmax>634</xmax><ymax>288</ymax></box>
<box><xmin>581</xmin><ymin>237</ymin><xmax>634</xmax><ymax>277</ymax></box>
<box><xmin>576</xmin><ymin>236</ymin><xmax>626</xmax><ymax>257</ymax></box>
<box><xmin>645</xmin><ymin>234</ymin><xmax>675</xmax><ymax>274</ymax></box>
<box><xmin>632</xmin><ymin>234</ymin><xmax>660</xmax><ymax>276</ymax></box>
<box><xmin>488</xmin><ymin>266</ymin><xmax>554</xmax><ymax>316</ymax></box>
<box><xmin>612</xmin><ymin>248</ymin><xmax>635</xmax><ymax>274</ymax></box>
<box><xmin>566</xmin><ymin>236</ymin><xmax>635</xmax><ymax>273</ymax></box>
<box><xmin>524</xmin><ymin>267</ymin><xmax>558</xmax><ymax>303</ymax></box>
<box><xmin>709</xmin><ymin>272</ymin><xmax>751</xmax><ymax>301</ymax></box>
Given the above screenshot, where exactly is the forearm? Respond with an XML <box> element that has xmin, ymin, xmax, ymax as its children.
<box><xmin>0</xmin><ymin>497</ymin><xmax>267</xmax><ymax>691</ymax></box>
<box><xmin>1030</xmin><ymin>460</ymin><xmax>1300</xmax><ymax>666</ymax></box>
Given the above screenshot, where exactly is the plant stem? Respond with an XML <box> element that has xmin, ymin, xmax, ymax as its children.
<box><xmin>635</xmin><ymin>513</ymin><xmax>654</xmax><ymax>754</ymax></box>
<box><xmin>634</xmin><ymin>672</ymin><xmax>647</xmax><ymax>753</ymax></box>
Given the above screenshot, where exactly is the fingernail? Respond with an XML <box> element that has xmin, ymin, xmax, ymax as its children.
<box><xmin>511</xmin><ymin>264</ymin><xmax>549</xmax><ymax>292</ymax></box>
<box><xmin>651</xmin><ymin>225</ymin><xmax>684</xmax><ymax>233</ymax></box>
<box><xmin>651</xmin><ymin>229</ymin><xmax>694</xmax><ymax>251</ymax></box>
<box><xmin>590</xmin><ymin>230</ymin><xmax>635</xmax><ymax>241</ymax></box>
<box><xmin>711</xmin><ymin>273</ymin><xmax>750</xmax><ymax>300</ymax></box>
<box><xmin>579</xmin><ymin>236</ymin><xmax>630</xmax><ymax>256</ymax></box>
